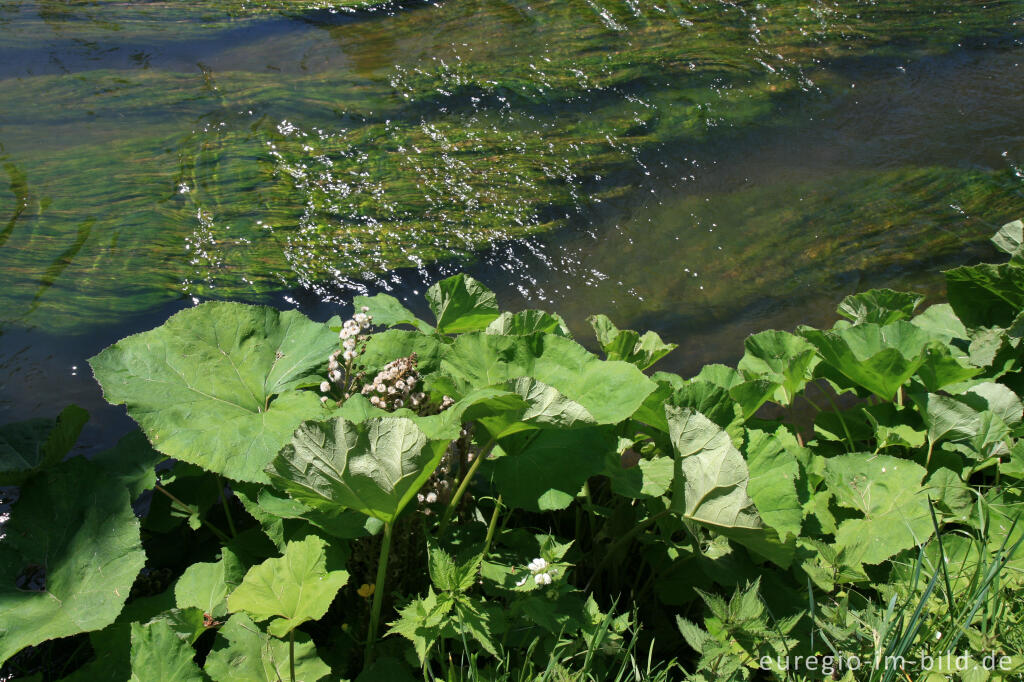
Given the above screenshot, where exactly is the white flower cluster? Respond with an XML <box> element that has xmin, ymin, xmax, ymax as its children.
<box><xmin>415</xmin><ymin>424</ymin><xmax>468</xmax><ymax>513</ymax></box>
<box><xmin>515</xmin><ymin>557</ymin><xmax>556</xmax><ymax>587</ymax></box>
<box><xmin>320</xmin><ymin>307</ymin><xmax>373</xmax><ymax>404</ymax></box>
<box><xmin>338</xmin><ymin>307</ymin><xmax>373</xmax><ymax>362</ymax></box>
<box><xmin>359</xmin><ymin>354</ymin><xmax>428</xmax><ymax>411</ymax></box>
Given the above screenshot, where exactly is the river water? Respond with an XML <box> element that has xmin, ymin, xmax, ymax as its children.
<box><xmin>1</xmin><ymin>0</ymin><xmax>1022</xmax><ymax>449</ymax></box>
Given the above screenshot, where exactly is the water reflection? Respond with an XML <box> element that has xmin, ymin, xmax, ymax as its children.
<box><xmin>0</xmin><ymin>0</ymin><xmax>1022</xmax><ymax>433</ymax></box>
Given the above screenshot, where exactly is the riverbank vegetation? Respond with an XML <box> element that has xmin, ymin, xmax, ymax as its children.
<box><xmin>3</xmin><ymin>221</ymin><xmax>1024</xmax><ymax>680</ymax></box>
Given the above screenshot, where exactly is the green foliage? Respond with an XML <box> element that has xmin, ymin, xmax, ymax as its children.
<box><xmin>227</xmin><ymin>535</ymin><xmax>348</xmax><ymax>637</ymax></box>
<box><xmin>89</xmin><ymin>302</ymin><xmax>338</xmax><ymax>482</ymax></box>
<box><xmin>268</xmin><ymin>417</ymin><xmax>449</xmax><ymax>523</ymax></box>
<box><xmin>128</xmin><ymin>619</ymin><xmax>204</xmax><ymax>682</ymax></box>
<box><xmin>0</xmin><ymin>405</ymin><xmax>88</xmax><ymax>485</ymax></box>
<box><xmin>0</xmin><ymin>458</ymin><xmax>146</xmax><ymax>666</ymax></box>
<box><xmin>14</xmin><ymin>229</ymin><xmax>1024</xmax><ymax>679</ymax></box>
<box><xmin>204</xmin><ymin>613</ymin><xmax>331</xmax><ymax>682</ymax></box>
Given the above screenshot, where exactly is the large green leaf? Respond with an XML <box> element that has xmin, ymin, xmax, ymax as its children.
<box><xmin>800</xmin><ymin>321</ymin><xmax>943</xmax><ymax>400</ymax></box>
<box><xmin>737</xmin><ymin>331</ymin><xmax>819</xmax><ymax>406</ymax></box>
<box><xmin>227</xmin><ymin>535</ymin><xmax>348</xmax><ymax>638</ymax></box>
<box><xmin>204</xmin><ymin>613</ymin><xmax>330</xmax><ymax>682</ymax></box>
<box><xmin>0</xmin><ymin>458</ymin><xmax>146</xmax><ymax>665</ymax></box>
<box><xmin>426</xmin><ymin>274</ymin><xmax>500</xmax><ymax>334</ymax></box>
<box><xmin>823</xmin><ymin>454</ymin><xmax>931</xmax><ymax>565</ymax></box>
<box><xmin>666</xmin><ymin>407</ymin><xmax>792</xmax><ymax>567</ymax></box>
<box><xmin>836</xmin><ymin>289</ymin><xmax>925</xmax><ymax>325</ymax></box>
<box><xmin>175</xmin><ymin>549</ymin><xmax>245</xmax><ymax>619</ymax></box>
<box><xmin>92</xmin><ymin>430</ymin><xmax>164</xmax><ymax>500</ymax></box>
<box><xmin>946</xmin><ymin>262</ymin><xmax>1024</xmax><ymax>329</ymax></box>
<box><xmin>267</xmin><ymin>417</ymin><xmax>449</xmax><ymax>523</ymax></box>
<box><xmin>129</xmin><ymin>619</ymin><xmax>204</xmax><ymax>682</ymax></box>
<box><xmin>356</xmin><ymin>329</ymin><xmax>446</xmax><ymax>378</ymax></box>
<box><xmin>89</xmin><ymin>302</ymin><xmax>338</xmax><ymax>482</ymax></box>
<box><xmin>916</xmin><ymin>382</ymin><xmax>1021</xmax><ymax>459</ymax></box>
<box><xmin>0</xmin><ymin>405</ymin><xmax>88</xmax><ymax>485</ymax></box>
<box><xmin>486</xmin><ymin>310</ymin><xmax>571</xmax><ymax>337</ymax></box>
<box><xmin>353</xmin><ymin>293</ymin><xmax>433</xmax><ymax>333</ymax></box>
<box><xmin>992</xmin><ymin>219</ymin><xmax>1024</xmax><ymax>265</ymax></box>
<box><xmin>492</xmin><ymin>427</ymin><xmax>616</xmax><ymax>511</ymax></box>
<box><xmin>745</xmin><ymin>428</ymin><xmax>803</xmax><ymax>543</ymax></box>
<box><xmin>439</xmin><ymin>332</ymin><xmax>655</xmax><ymax>424</ymax></box>
<box><xmin>588</xmin><ymin>314</ymin><xmax>676</xmax><ymax>370</ymax></box>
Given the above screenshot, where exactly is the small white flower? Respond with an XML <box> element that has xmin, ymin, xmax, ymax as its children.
<box><xmin>320</xmin><ymin>381</ymin><xmax>331</xmax><ymax>393</ymax></box>
<box><xmin>320</xmin><ymin>396</ymin><xmax>328</xmax><ymax>404</ymax></box>
<box><xmin>328</xmin><ymin>359</ymin><xmax>339</xmax><ymax>371</ymax></box>
<box><xmin>935</xmin><ymin>631</ymin><xmax>942</xmax><ymax>640</ymax></box>
<box><xmin>515</xmin><ymin>576</ymin><xmax>528</xmax><ymax>587</ymax></box>
<box><xmin>328</xmin><ymin>370</ymin><xmax>342</xmax><ymax>382</ymax></box>
<box><xmin>527</xmin><ymin>558</ymin><xmax>548</xmax><ymax>572</ymax></box>
<box><xmin>395</xmin><ymin>379</ymin><xmax>406</xmax><ymax>391</ymax></box>
<box><xmin>343</xmin><ymin>350</ymin><xmax>357</xmax><ymax>361</ymax></box>
<box><xmin>534</xmin><ymin>573</ymin><xmax>552</xmax><ymax>586</ymax></box>
<box><xmin>361</xmin><ymin>306</ymin><xmax>370</xmax><ymax>313</ymax></box>
<box><xmin>425</xmin><ymin>492</ymin><xmax>437</xmax><ymax>504</ymax></box>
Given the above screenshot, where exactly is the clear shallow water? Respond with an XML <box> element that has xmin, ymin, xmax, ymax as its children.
<box><xmin>1</xmin><ymin>0</ymin><xmax>1023</xmax><ymax>450</ymax></box>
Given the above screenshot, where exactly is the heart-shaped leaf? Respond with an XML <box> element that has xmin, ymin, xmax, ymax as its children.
<box><xmin>486</xmin><ymin>310</ymin><xmax>571</xmax><ymax>337</ymax></box>
<box><xmin>801</xmin><ymin>321</ymin><xmax>943</xmax><ymax>401</ymax></box>
<box><xmin>129</xmin><ymin>619</ymin><xmax>204</xmax><ymax>682</ymax></box>
<box><xmin>666</xmin><ymin>406</ymin><xmax>792</xmax><ymax>567</ymax></box>
<box><xmin>267</xmin><ymin>417</ymin><xmax>450</xmax><ymax>523</ymax></box>
<box><xmin>0</xmin><ymin>405</ymin><xmax>88</xmax><ymax>485</ymax></box>
<box><xmin>227</xmin><ymin>535</ymin><xmax>348</xmax><ymax>638</ymax></box>
<box><xmin>946</xmin><ymin>262</ymin><xmax>1024</xmax><ymax>329</ymax></box>
<box><xmin>0</xmin><ymin>458</ymin><xmax>146</xmax><ymax>665</ymax></box>
<box><xmin>588</xmin><ymin>314</ymin><xmax>676</xmax><ymax>370</ymax></box>
<box><xmin>992</xmin><ymin>219</ymin><xmax>1024</xmax><ymax>265</ymax></box>
<box><xmin>823</xmin><ymin>454</ymin><xmax>931</xmax><ymax>565</ymax></box>
<box><xmin>354</xmin><ymin>293</ymin><xmax>433</xmax><ymax>333</ymax></box>
<box><xmin>737</xmin><ymin>331</ymin><xmax>819</xmax><ymax>406</ymax></box>
<box><xmin>90</xmin><ymin>302</ymin><xmax>338</xmax><ymax>482</ymax></box>
<box><xmin>426</xmin><ymin>274</ymin><xmax>500</xmax><ymax>334</ymax></box>
<box><xmin>205</xmin><ymin>613</ymin><xmax>331</xmax><ymax>682</ymax></box>
<box><xmin>836</xmin><ymin>288</ymin><xmax>925</xmax><ymax>325</ymax></box>
<box><xmin>174</xmin><ymin>549</ymin><xmax>245</xmax><ymax>619</ymax></box>
<box><xmin>439</xmin><ymin>332</ymin><xmax>655</xmax><ymax>424</ymax></box>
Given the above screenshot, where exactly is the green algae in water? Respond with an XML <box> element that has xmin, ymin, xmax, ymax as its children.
<box><xmin>0</xmin><ymin>0</ymin><xmax>1022</xmax><ymax>332</ymax></box>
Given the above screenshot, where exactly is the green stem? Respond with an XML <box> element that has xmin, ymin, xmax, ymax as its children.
<box><xmin>437</xmin><ymin>438</ymin><xmax>496</xmax><ymax>536</ymax></box>
<box><xmin>364</xmin><ymin>521</ymin><xmax>393</xmax><ymax>667</ymax></box>
<box><xmin>822</xmin><ymin>391</ymin><xmax>856</xmax><ymax>453</ymax></box>
<box><xmin>154</xmin><ymin>484</ymin><xmax>231</xmax><ymax>544</ymax></box>
<box><xmin>584</xmin><ymin>509</ymin><xmax>671</xmax><ymax>593</ymax></box>
<box><xmin>216</xmin><ymin>475</ymin><xmax>237</xmax><ymax>538</ymax></box>
<box><xmin>289</xmin><ymin>630</ymin><xmax>296</xmax><ymax>682</ymax></box>
<box><xmin>482</xmin><ymin>496</ymin><xmax>503</xmax><ymax>558</ymax></box>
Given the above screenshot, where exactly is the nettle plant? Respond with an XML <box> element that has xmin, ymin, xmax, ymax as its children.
<box><xmin>3</xmin><ymin>221</ymin><xmax>1024</xmax><ymax>681</ymax></box>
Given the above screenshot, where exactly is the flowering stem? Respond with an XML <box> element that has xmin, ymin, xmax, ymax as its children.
<box><xmin>364</xmin><ymin>520</ymin><xmax>393</xmax><ymax>668</ymax></box>
<box><xmin>436</xmin><ymin>438</ymin><xmax>496</xmax><ymax>537</ymax></box>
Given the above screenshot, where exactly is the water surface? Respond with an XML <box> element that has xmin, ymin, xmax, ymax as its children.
<box><xmin>1</xmin><ymin>0</ymin><xmax>1022</xmax><ymax>448</ymax></box>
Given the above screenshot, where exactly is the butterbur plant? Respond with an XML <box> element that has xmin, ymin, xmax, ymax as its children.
<box><xmin>4</xmin><ymin>223</ymin><xmax>1024</xmax><ymax>680</ymax></box>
